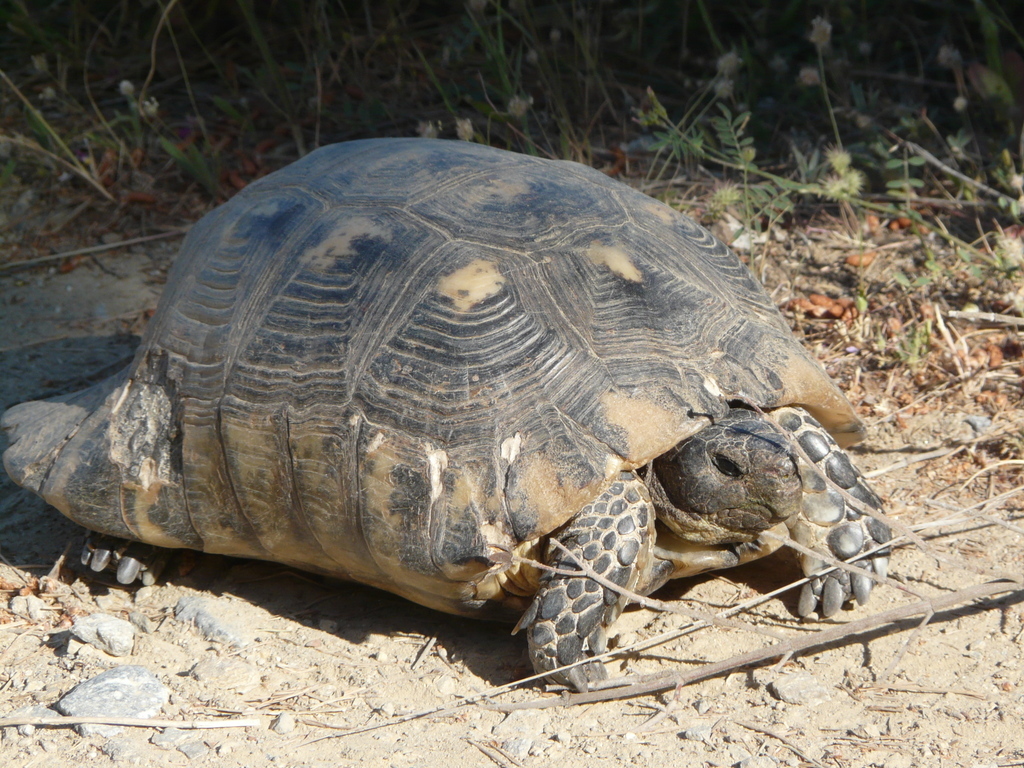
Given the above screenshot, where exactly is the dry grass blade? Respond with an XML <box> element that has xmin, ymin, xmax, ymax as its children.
<box><xmin>0</xmin><ymin>68</ymin><xmax>115</xmax><ymax>202</ymax></box>
<box><xmin>945</xmin><ymin>310</ymin><xmax>1024</xmax><ymax>327</ymax></box>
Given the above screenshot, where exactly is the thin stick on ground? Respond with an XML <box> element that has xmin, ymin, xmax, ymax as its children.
<box><xmin>0</xmin><ymin>715</ymin><xmax>261</xmax><ymax>730</ymax></box>
<box><xmin>0</xmin><ymin>229</ymin><xmax>189</xmax><ymax>274</ymax></box>
<box><xmin>733</xmin><ymin>719</ymin><xmax>831</xmax><ymax>768</ymax></box>
<box><xmin>497</xmin><ymin>577</ymin><xmax>1022</xmax><ymax>708</ymax></box>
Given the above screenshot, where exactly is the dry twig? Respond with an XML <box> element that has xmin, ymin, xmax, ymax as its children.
<box><xmin>0</xmin><ymin>714</ymin><xmax>260</xmax><ymax>730</ymax></box>
<box><xmin>0</xmin><ymin>229</ymin><xmax>188</xmax><ymax>274</ymax></box>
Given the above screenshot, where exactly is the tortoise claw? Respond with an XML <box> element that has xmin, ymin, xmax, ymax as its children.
<box><xmin>88</xmin><ymin>547</ymin><xmax>113</xmax><ymax>572</ymax></box>
<box><xmin>851</xmin><ymin>568</ymin><xmax>874</xmax><ymax>605</ymax></box>
<box><xmin>797</xmin><ymin>579</ymin><xmax>820</xmax><ymax>618</ymax></box>
<box><xmin>116</xmin><ymin>556</ymin><xmax>144</xmax><ymax>584</ymax></box>
<box><xmin>820</xmin><ymin>573</ymin><xmax>848</xmax><ymax>617</ymax></box>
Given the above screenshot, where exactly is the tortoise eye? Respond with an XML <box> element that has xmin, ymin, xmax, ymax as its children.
<box><xmin>712</xmin><ymin>454</ymin><xmax>744</xmax><ymax>478</ymax></box>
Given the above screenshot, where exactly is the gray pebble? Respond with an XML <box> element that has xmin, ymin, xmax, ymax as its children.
<box><xmin>175</xmin><ymin>597</ymin><xmax>249</xmax><ymax>647</ymax></box>
<box><xmin>492</xmin><ymin>710</ymin><xmax>550</xmax><ymax>738</ymax></box>
<box><xmin>190</xmin><ymin>657</ymin><xmax>261</xmax><ymax>692</ymax></box>
<box><xmin>71</xmin><ymin>613</ymin><xmax>136</xmax><ymax>657</ymax></box>
<box><xmin>152</xmin><ymin>727</ymin><xmax>190</xmax><ymax>748</ymax></box>
<box><xmin>3</xmin><ymin>703</ymin><xmax>55</xmax><ymax>736</ymax></box>
<box><xmin>55</xmin><ymin>665</ymin><xmax>170</xmax><ymax>737</ymax></box>
<box><xmin>739</xmin><ymin>757</ymin><xmax>778</xmax><ymax>768</ymax></box>
<box><xmin>682</xmin><ymin>724</ymin><xmax>713</xmax><ymax>743</ymax></box>
<box><xmin>502</xmin><ymin>738</ymin><xmax>533</xmax><ymax>759</ymax></box>
<box><xmin>271</xmin><ymin>712</ymin><xmax>296</xmax><ymax>734</ymax></box>
<box><xmin>965</xmin><ymin>414</ymin><xmax>992</xmax><ymax>434</ymax></box>
<box><xmin>9</xmin><ymin>594</ymin><xmax>47</xmax><ymax>622</ymax></box>
<box><xmin>128</xmin><ymin>612</ymin><xmax>155</xmax><ymax>634</ymax></box>
<box><xmin>768</xmin><ymin>672</ymin><xmax>832</xmax><ymax>706</ymax></box>
<box><xmin>178</xmin><ymin>739</ymin><xmax>210</xmax><ymax>759</ymax></box>
<box><xmin>101</xmin><ymin>736</ymin><xmax>146</xmax><ymax>763</ymax></box>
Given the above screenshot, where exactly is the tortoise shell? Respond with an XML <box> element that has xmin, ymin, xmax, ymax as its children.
<box><xmin>2</xmin><ymin>138</ymin><xmax>861</xmax><ymax>619</ymax></box>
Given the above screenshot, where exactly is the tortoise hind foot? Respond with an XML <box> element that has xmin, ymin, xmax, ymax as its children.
<box><xmin>80</xmin><ymin>534</ymin><xmax>169</xmax><ymax>586</ymax></box>
<box><xmin>517</xmin><ymin>473</ymin><xmax>656</xmax><ymax>691</ymax></box>
<box><xmin>773</xmin><ymin>407</ymin><xmax>892</xmax><ymax>619</ymax></box>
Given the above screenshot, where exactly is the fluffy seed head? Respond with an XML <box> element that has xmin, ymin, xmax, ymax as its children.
<box><xmin>808</xmin><ymin>17</ymin><xmax>832</xmax><ymax>51</ymax></box>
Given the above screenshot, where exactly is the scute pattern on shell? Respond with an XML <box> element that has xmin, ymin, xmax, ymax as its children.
<box><xmin>2</xmin><ymin>139</ymin><xmax>861</xmax><ymax>619</ymax></box>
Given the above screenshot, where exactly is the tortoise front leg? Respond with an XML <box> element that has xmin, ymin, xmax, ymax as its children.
<box><xmin>80</xmin><ymin>534</ymin><xmax>169</xmax><ymax>586</ymax></box>
<box><xmin>516</xmin><ymin>472</ymin><xmax>665</xmax><ymax>691</ymax></box>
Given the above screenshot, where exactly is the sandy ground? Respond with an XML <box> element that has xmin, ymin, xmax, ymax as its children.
<box><xmin>1</xmin><ymin>193</ymin><xmax>1022</xmax><ymax>768</ymax></box>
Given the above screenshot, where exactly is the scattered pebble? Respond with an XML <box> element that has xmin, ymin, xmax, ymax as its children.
<box><xmin>727</xmin><ymin>744</ymin><xmax>753</xmax><ymax>763</ymax></box>
<box><xmin>768</xmin><ymin>671</ymin><xmax>832</xmax><ymax>706</ymax></box>
<box><xmin>177</xmin><ymin>739</ymin><xmax>209</xmax><ymax>759</ymax></box>
<box><xmin>174</xmin><ymin>597</ymin><xmax>249</xmax><ymax>647</ymax></box>
<box><xmin>55</xmin><ymin>665</ymin><xmax>170</xmax><ymax>737</ymax></box>
<box><xmin>190</xmin><ymin>656</ymin><xmax>261</xmax><ymax>693</ymax></box>
<box><xmin>101</xmin><ymin>736</ymin><xmax>147</xmax><ymax>763</ymax></box>
<box><xmin>682</xmin><ymin>724</ymin><xmax>713</xmax><ymax>743</ymax></box>
<box><xmin>95</xmin><ymin>593</ymin><xmax>127</xmax><ymax>612</ymax></box>
<box><xmin>434</xmin><ymin>675</ymin><xmax>458</xmax><ymax>696</ymax></box>
<box><xmin>739</xmin><ymin>757</ymin><xmax>778</xmax><ymax>768</ymax></box>
<box><xmin>492</xmin><ymin>710</ymin><xmax>550</xmax><ymax>738</ymax></box>
<box><xmin>965</xmin><ymin>415</ymin><xmax>993</xmax><ymax>435</ymax></box>
<box><xmin>501</xmin><ymin>738</ymin><xmax>533</xmax><ymax>759</ymax></box>
<box><xmin>271</xmin><ymin>712</ymin><xmax>296</xmax><ymax>734</ymax></box>
<box><xmin>152</xmin><ymin>727</ymin><xmax>190</xmax><ymax>748</ymax></box>
<box><xmin>128</xmin><ymin>612</ymin><xmax>155</xmax><ymax>634</ymax></box>
<box><xmin>71</xmin><ymin>613</ymin><xmax>136</xmax><ymax>657</ymax></box>
<box><xmin>9</xmin><ymin>594</ymin><xmax>47</xmax><ymax>622</ymax></box>
<box><xmin>3</xmin><ymin>703</ymin><xmax>54</xmax><ymax>736</ymax></box>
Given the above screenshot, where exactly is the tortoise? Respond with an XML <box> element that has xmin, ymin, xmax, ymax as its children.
<box><xmin>2</xmin><ymin>138</ymin><xmax>890</xmax><ymax>690</ymax></box>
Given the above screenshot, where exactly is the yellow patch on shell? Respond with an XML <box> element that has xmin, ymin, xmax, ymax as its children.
<box><xmin>643</xmin><ymin>200</ymin><xmax>677</xmax><ymax>225</ymax></box>
<box><xmin>481</xmin><ymin>177</ymin><xmax>532</xmax><ymax>200</ymax></box>
<box><xmin>362</xmin><ymin>432</ymin><xmax>401</xmax><ymax>525</ymax></box>
<box><xmin>304</xmin><ymin>216</ymin><xmax>392</xmax><ymax>271</ymax></box>
<box><xmin>125</xmin><ymin>475</ymin><xmax>183</xmax><ymax>549</ymax></box>
<box><xmin>586</xmin><ymin>243</ymin><xmax>643</xmax><ymax>282</ymax></box>
<box><xmin>776</xmin><ymin>351</ymin><xmax>866</xmax><ymax>447</ymax></box>
<box><xmin>515</xmin><ymin>453</ymin><xmax>614</xmax><ymax>540</ymax></box>
<box><xmin>600</xmin><ymin>390</ymin><xmax>704</xmax><ymax>464</ymax></box>
<box><xmin>436</xmin><ymin>259</ymin><xmax>506</xmax><ymax>311</ymax></box>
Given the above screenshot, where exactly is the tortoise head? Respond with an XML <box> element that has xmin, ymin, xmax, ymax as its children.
<box><xmin>651</xmin><ymin>409</ymin><xmax>801</xmax><ymax>544</ymax></box>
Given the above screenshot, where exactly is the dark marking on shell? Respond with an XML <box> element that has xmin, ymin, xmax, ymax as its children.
<box><xmin>798</xmin><ymin>431</ymin><xmax>831</xmax><ymax>463</ymax></box>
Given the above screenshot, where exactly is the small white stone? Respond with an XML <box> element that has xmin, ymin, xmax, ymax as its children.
<box><xmin>768</xmin><ymin>672</ymin><xmax>832</xmax><ymax>706</ymax></box>
<box><xmin>435</xmin><ymin>675</ymin><xmax>458</xmax><ymax>696</ymax></box>
<box><xmin>71</xmin><ymin>613</ymin><xmax>136</xmax><ymax>657</ymax></box>
<box><xmin>271</xmin><ymin>712</ymin><xmax>296</xmax><ymax>734</ymax></box>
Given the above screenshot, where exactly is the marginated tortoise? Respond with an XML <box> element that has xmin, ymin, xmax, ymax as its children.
<box><xmin>2</xmin><ymin>138</ymin><xmax>890</xmax><ymax>689</ymax></box>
